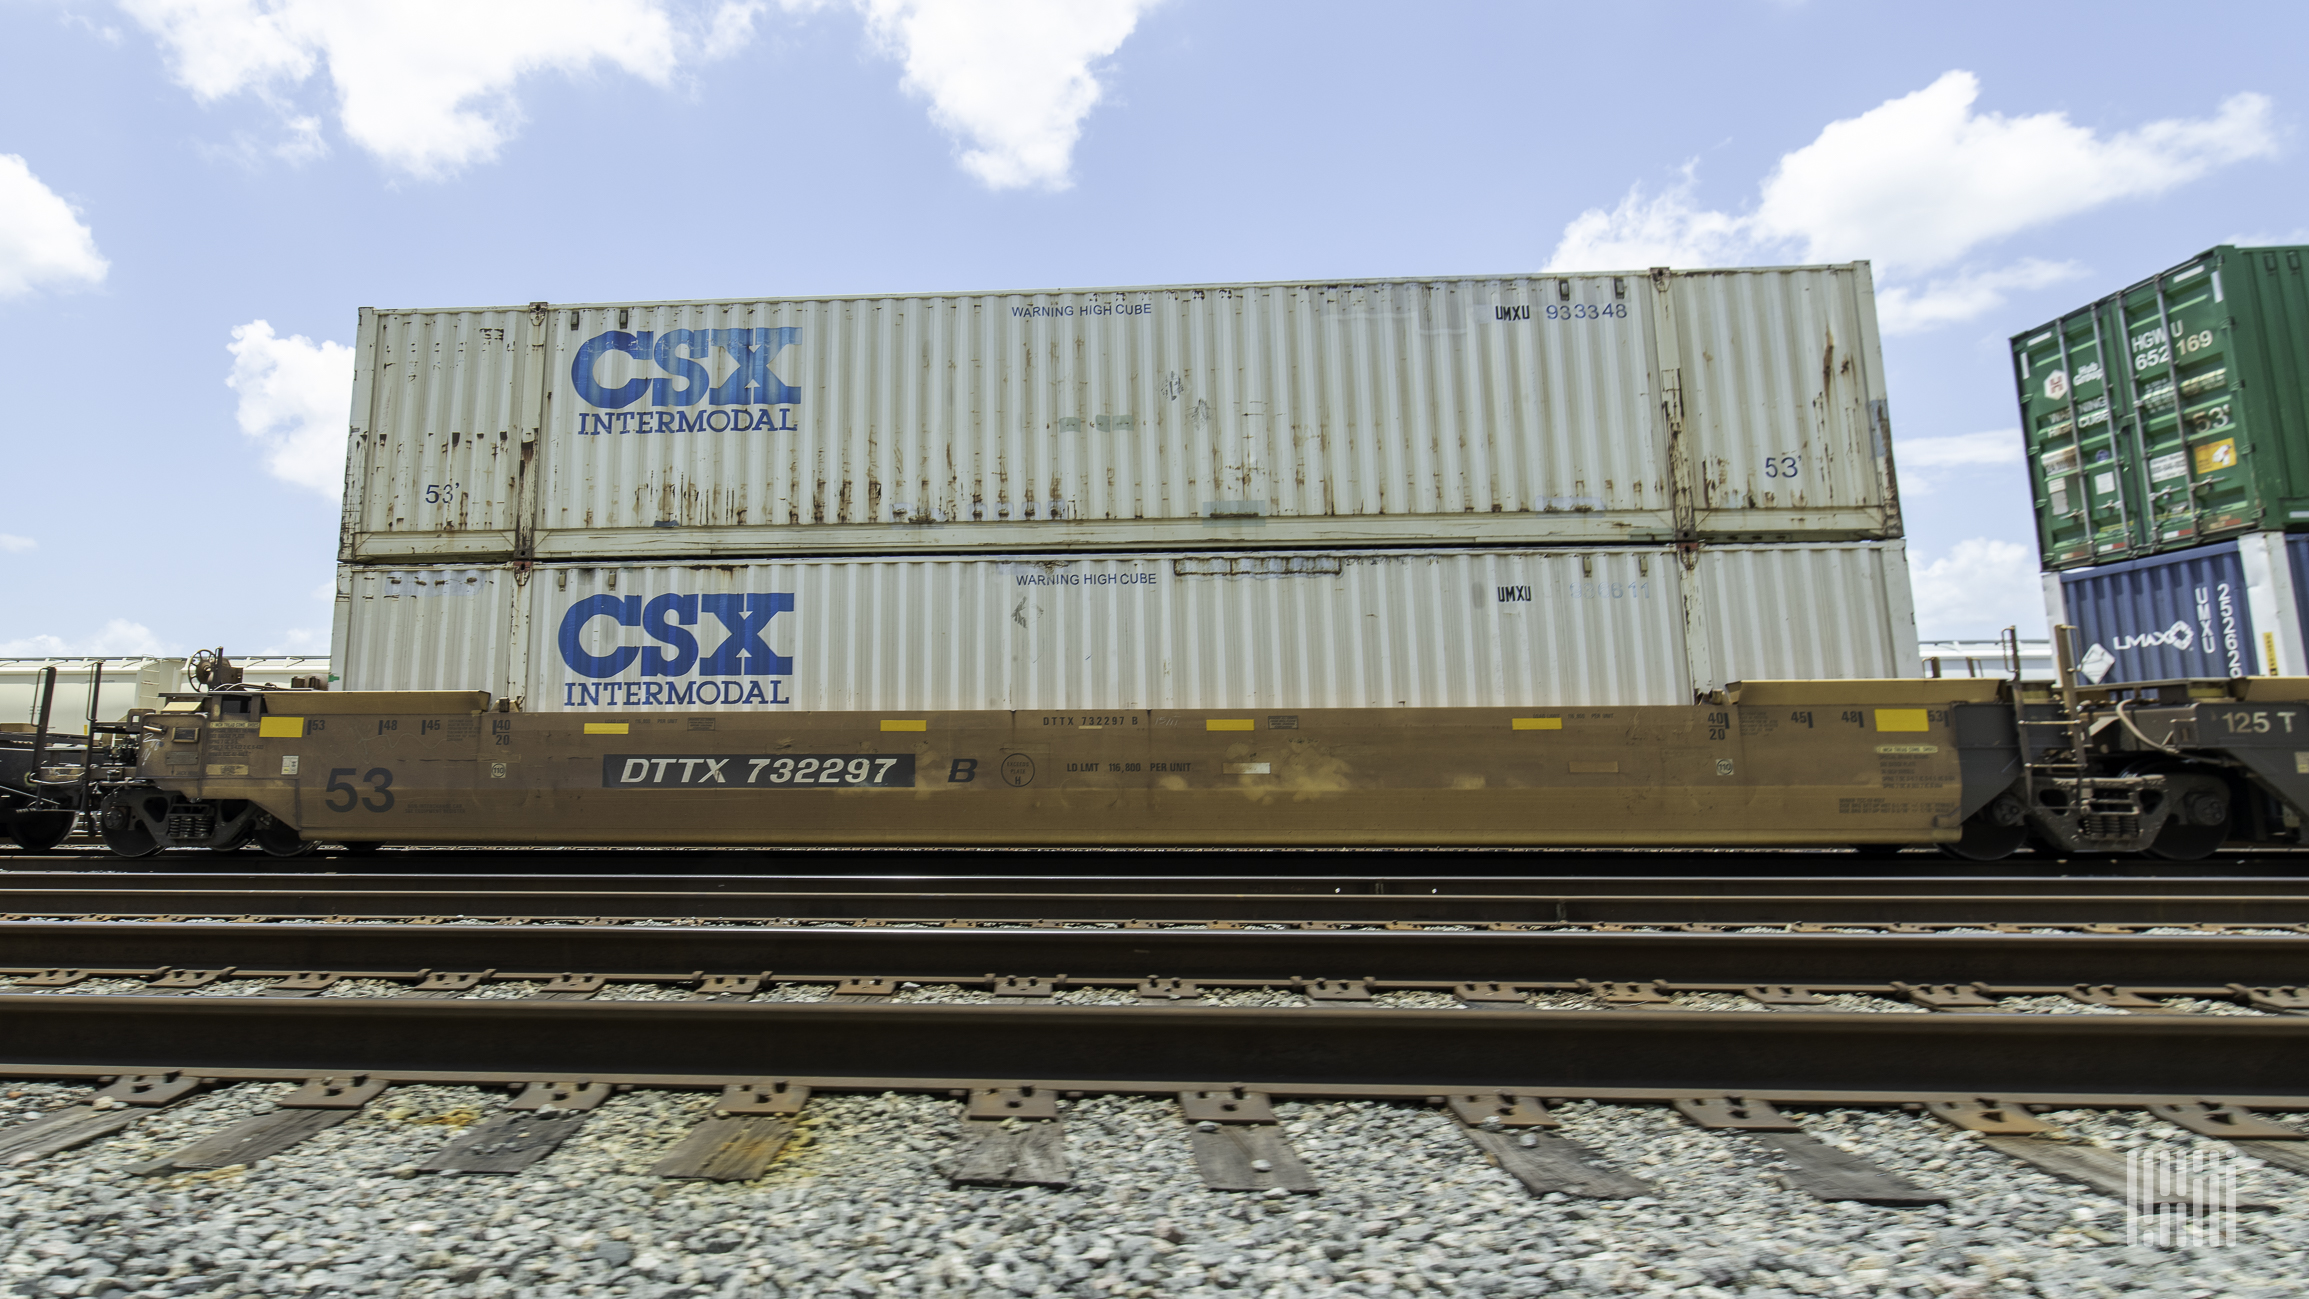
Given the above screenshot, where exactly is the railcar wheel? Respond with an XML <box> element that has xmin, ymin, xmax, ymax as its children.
<box><xmin>253</xmin><ymin>817</ymin><xmax>312</xmax><ymax>858</ymax></box>
<box><xmin>2144</xmin><ymin>776</ymin><xmax>2230</xmax><ymax>862</ymax></box>
<box><xmin>6</xmin><ymin>811</ymin><xmax>73</xmax><ymax>853</ymax></box>
<box><xmin>98</xmin><ymin>792</ymin><xmax>163</xmax><ymax>858</ymax></box>
<box><xmin>1939</xmin><ymin>794</ymin><xmax>2028</xmax><ymax>862</ymax></box>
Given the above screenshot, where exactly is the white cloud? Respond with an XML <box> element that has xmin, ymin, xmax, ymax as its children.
<box><xmin>122</xmin><ymin>0</ymin><xmax>763</xmax><ymax>178</ymax></box>
<box><xmin>1547</xmin><ymin>167</ymin><xmax>1753</xmax><ymax>271</ymax></box>
<box><xmin>1909</xmin><ymin>539</ymin><xmax>2046</xmax><ymax>640</ymax></box>
<box><xmin>1874</xmin><ymin>259</ymin><xmax>2085</xmax><ymax>335</ymax></box>
<box><xmin>1895</xmin><ymin>429</ymin><xmax>2023</xmax><ymax>470</ymax></box>
<box><xmin>227</xmin><ymin>320</ymin><xmax>354</xmax><ymax>496</ymax></box>
<box><xmin>1893</xmin><ymin>429</ymin><xmax>2024</xmax><ymax>495</ymax></box>
<box><xmin>0</xmin><ymin>155</ymin><xmax>109</xmax><ymax>299</ymax></box>
<box><xmin>841</xmin><ymin>0</ymin><xmax>1155</xmax><ymax>190</ymax></box>
<box><xmin>0</xmin><ymin>620</ymin><xmax>170</xmax><ymax>657</ymax></box>
<box><xmin>266</xmin><ymin>626</ymin><xmax>331</xmax><ymax>654</ymax></box>
<box><xmin>0</xmin><ymin>535</ymin><xmax>34</xmax><ymax>553</ymax></box>
<box><xmin>1548</xmin><ymin>71</ymin><xmax>2279</xmax><ymax>332</ymax></box>
<box><xmin>1753</xmin><ymin>73</ymin><xmax>2275</xmax><ymax>272</ymax></box>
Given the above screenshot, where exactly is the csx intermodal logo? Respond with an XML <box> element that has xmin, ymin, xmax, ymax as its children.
<box><xmin>557</xmin><ymin>594</ymin><xmax>793</xmax><ymax>707</ymax></box>
<box><xmin>569</xmin><ymin>328</ymin><xmax>800</xmax><ymax>417</ymax></box>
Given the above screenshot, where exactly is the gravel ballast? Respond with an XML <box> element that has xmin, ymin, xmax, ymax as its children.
<box><xmin>1</xmin><ymin>1082</ymin><xmax>2302</xmax><ymax>1298</ymax></box>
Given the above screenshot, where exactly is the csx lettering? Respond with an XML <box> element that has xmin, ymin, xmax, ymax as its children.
<box><xmin>570</xmin><ymin>328</ymin><xmax>800</xmax><ymax>411</ymax></box>
<box><xmin>557</xmin><ymin>593</ymin><xmax>794</xmax><ymax>681</ymax></box>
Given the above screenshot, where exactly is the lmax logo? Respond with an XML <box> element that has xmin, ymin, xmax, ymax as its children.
<box><xmin>558</xmin><ymin>594</ymin><xmax>793</xmax><ymax>679</ymax></box>
<box><xmin>570</xmin><ymin>329</ymin><xmax>800</xmax><ymax>410</ymax></box>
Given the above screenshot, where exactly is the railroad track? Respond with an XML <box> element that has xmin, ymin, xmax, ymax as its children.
<box><xmin>5</xmin><ymin>869</ymin><xmax>2309</xmax><ymax>925</ymax></box>
<box><xmin>3</xmin><ymin>873</ymin><xmax>2307</xmax><ymax>1200</ymax></box>
<box><xmin>15</xmin><ymin>844</ymin><xmax>2309</xmax><ymax>877</ymax></box>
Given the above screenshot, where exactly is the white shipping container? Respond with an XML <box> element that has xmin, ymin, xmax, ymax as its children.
<box><xmin>0</xmin><ymin>657</ymin><xmax>330</xmax><ymax>734</ymax></box>
<box><xmin>341</xmin><ymin>266</ymin><xmax>1899</xmax><ymax>563</ymax></box>
<box><xmin>332</xmin><ymin>543</ymin><xmax>1918</xmax><ymax>710</ymax></box>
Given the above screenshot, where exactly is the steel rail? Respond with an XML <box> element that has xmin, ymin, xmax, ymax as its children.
<box><xmin>3</xmin><ymin>878</ymin><xmax>2309</xmax><ymax>925</ymax></box>
<box><xmin>14</xmin><ymin>868</ymin><xmax>2309</xmax><ymax>895</ymax></box>
<box><xmin>3</xmin><ymin>996</ymin><xmax>2305</xmax><ymax>1103</ymax></box>
<box><xmin>12</xmin><ymin>846</ymin><xmax>2309</xmax><ymax>878</ymax></box>
<box><xmin>4</xmin><ymin>920</ymin><xmax>2306</xmax><ymax>985</ymax></box>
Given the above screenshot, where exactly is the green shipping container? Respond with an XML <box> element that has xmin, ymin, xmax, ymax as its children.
<box><xmin>2015</xmin><ymin>245</ymin><xmax>2309</xmax><ymax>569</ymax></box>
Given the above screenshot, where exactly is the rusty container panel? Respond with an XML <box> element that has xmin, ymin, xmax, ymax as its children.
<box><xmin>1673</xmin><ymin>265</ymin><xmax>1899</xmax><ymax>537</ymax></box>
<box><xmin>339</xmin><ymin>306</ymin><xmax>547</xmax><ymax>562</ymax></box>
<box><xmin>341</xmin><ymin>267</ymin><xmax>1896</xmax><ymax>562</ymax></box>
<box><xmin>1694</xmin><ymin>541</ymin><xmax>1919</xmax><ymax>683</ymax></box>
<box><xmin>335</xmin><ymin>543</ymin><xmax>1914</xmax><ymax>711</ymax></box>
<box><xmin>329</xmin><ymin>566</ymin><xmax>516</xmax><ymax>699</ymax></box>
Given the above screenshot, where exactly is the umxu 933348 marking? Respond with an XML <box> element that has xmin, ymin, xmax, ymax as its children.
<box><xmin>603</xmin><ymin>753</ymin><xmax>916</xmax><ymax>788</ymax></box>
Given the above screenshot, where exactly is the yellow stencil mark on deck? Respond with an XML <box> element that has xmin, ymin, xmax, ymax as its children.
<box><xmin>1206</xmin><ymin>719</ymin><xmax>1255</xmax><ymax>731</ymax></box>
<box><xmin>1874</xmin><ymin>709</ymin><xmax>1930</xmax><ymax>732</ymax></box>
<box><xmin>880</xmin><ymin>720</ymin><xmax>927</xmax><ymax>732</ymax></box>
<box><xmin>258</xmin><ymin>716</ymin><xmax>304</xmax><ymax>739</ymax></box>
<box><xmin>584</xmin><ymin>722</ymin><xmax>629</xmax><ymax>735</ymax></box>
<box><xmin>1511</xmin><ymin>717</ymin><xmax>1563</xmax><ymax>730</ymax></box>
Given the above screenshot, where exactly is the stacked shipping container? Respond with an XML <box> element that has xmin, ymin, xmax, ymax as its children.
<box><xmin>2020</xmin><ymin>246</ymin><xmax>2309</xmax><ymax>685</ymax></box>
<box><xmin>333</xmin><ymin>266</ymin><xmax>1921</xmax><ymax>705</ymax></box>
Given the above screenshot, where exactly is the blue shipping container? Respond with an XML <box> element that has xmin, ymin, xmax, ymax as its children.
<box><xmin>2059</xmin><ymin>541</ymin><xmax>2261</xmax><ymax>683</ymax></box>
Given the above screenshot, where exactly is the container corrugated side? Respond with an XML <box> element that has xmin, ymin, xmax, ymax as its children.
<box><xmin>1673</xmin><ymin>265</ymin><xmax>1898</xmax><ymax>538</ymax></box>
<box><xmin>327</xmin><ymin>567</ymin><xmax>514</xmax><ymax>702</ymax></box>
<box><xmin>340</xmin><ymin>307</ymin><xmax>546</xmax><ymax>560</ymax></box>
<box><xmin>1693</xmin><ymin>542</ymin><xmax>1918</xmax><ymax>684</ymax></box>
<box><xmin>2057</xmin><ymin>540</ymin><xmax>2270</xmax><ymax>683</ymax></box>
<box><xmin>336</xmin><ymin>543</ymin><xmax>1915</xmax><ymax>710</ymax></box>
<box><xmin>2017</xmin><ymin>245</ymin><xmax>2309</xmax><ymax>569</ymax></box>
<box><xmin>341</xmin><ymin>267</ymin><xmax>1899</xmax><ymax>563</ymax></box>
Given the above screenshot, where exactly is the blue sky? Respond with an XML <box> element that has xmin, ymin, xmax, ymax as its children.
<box><xmin>2</xmin><ymin>0</ymin><xmax>2303</xmax><ymax>655</ymax></box>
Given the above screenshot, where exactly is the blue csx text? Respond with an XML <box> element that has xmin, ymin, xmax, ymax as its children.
<box><xmin>558</xmin><ymin>594</ymin><xmax>794</xmax><ymax>679</ymax></box>
<box><xmin>570</xmin><ymin>329</ymin><xmax>800</xmax><ymax>410</ymax></box>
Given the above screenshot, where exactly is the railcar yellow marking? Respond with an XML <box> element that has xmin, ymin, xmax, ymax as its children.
<box><xmin>1206</xmin><ymin>719</ymin><xmax>1254</xmax><ymax>731</ymax></box>
<box><xmin>258</xmin><ymin>716</ymin><xmax>304</xmax><ymax>738</ymax></box>
<box><xmin>584</xmin><ymin>722</ymin><xmax>630</xmax><ymax>735</ymax></box>
<box><xmin>1874</xmin><ymin>709</ymin><xmax>1930</xmax><ymax>732</ymax></box>
<box><xmin>880</xmin><ymin>720</ymin><xmax>927</xmax><ymax>731</ymax></box>
<box><xmin>1511</xmin><ymin>717</ymin><xmax>1563</xmax><ymax>730</ymax></box>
